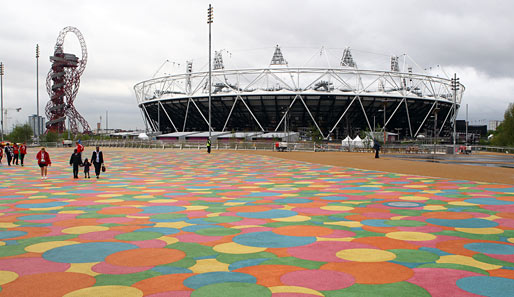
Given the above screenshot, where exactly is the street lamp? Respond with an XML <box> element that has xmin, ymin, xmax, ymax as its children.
<box><xmin>433</xmin><ymin>106</ymin><xmax>439</xmax><ymax>155</ymax></box>
<box><xmin>378</xmin><ymin>106</ymin><xmax>386</xmax><ymax>143</ymax></box>
<box><xmin>0</xmin><ymin>62</ymin><xmax>4</xmax><ymax>141</ymax></box>
<box><xmin>383</xmin><ymin>103</ymin><xmax>386</xmax><ymax>144</ymax></box>
<box><xmin>36</xmin><ymin>44</ymin><xmax>40</xmax><ymax>141</ymax></box>
<box><xmin>207</xmin><ymin>4</ymin><xmax>213</xmax><ymax>147</ymax></box>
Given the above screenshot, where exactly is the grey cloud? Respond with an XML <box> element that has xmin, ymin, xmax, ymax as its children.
<box><xmin>2</xmin><ymin>0</ymin><xmax>513</xmax><ymax>129</ymax></box>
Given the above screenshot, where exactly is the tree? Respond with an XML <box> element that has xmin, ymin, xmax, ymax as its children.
<box><xmin>7</xmin><ymin>124</ymin><xmax>33</xmax><ymax>143</ymax></box>
<box><xmin>491</xmin><ymin>103</ymin><xmax>514</xmax><ymax>146</ymax></box>
<box><xmin>307</xmin><ymin>125</ymin><xmax>323</xmax><ymax>144</ymax></box>
<box><xmin>42</xmin><ymin>131</ymin><xmax>59</xmax><ymax>143</ymax></box>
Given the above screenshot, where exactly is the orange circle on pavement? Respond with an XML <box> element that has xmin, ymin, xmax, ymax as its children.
<box><xmin>0</xmin><ymin>272</ymin><xmax>95</xmax><ymax>297</ymax></box>
<box><xmin>235</xmin><ymin>265</ymin><xmax>306</xmax><ymax>287</ymax></box>
<box><xmin>321</xmin><ymin>262</ymin><xmax>413</xmax><ymax>284</ymax></box>
<box><xmin>272</xmin><ymin>225</ymin><xmax>334</xmax><ymax>236</ymax></box>
<box><xmin>227</xmin><ymin>206</ymin><xmax>272</xmax><ymax>212</ymax></box>
<box><xmin>106</xmin><ymin>248</ymin><xmax>186</xmax><ymax>267</ymax></box>
<box><xmin>98</xmin><ymin>207</ymin><xmax>143</xmax><ymax>215</ymax></box>
<box><xmin>133</xmin><ymin>274</ymin><xmax>194</xmax><ymax>295</ymax></box>
<box><xmin>496</xmin><ymin>212</ymin><xmax>514</xmax><ymax>219</ymax></box>
<box><xmin>273</xmin><ymin>225</ymin><xmax>333</xmax><ymax>237</ymax></box>
<box><xmin>422</xmin><ymin>212</ymin><xmax>473</xmax><ymax>219</ymax></box>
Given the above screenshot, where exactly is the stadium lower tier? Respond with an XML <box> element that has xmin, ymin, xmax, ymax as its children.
<box><xmin>140</xmin><ymin>94</ymin><xmax>457</xmax><ymax>139</ymax></box>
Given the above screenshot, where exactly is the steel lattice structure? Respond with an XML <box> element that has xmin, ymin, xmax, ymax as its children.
<box><xmin>45</xmin><ymin>26</ymin><xmax>91</xmax><ymax>134</ymax></box>
<box><xmin>134</xmin><ymin>49</ymin><xmax>464</xmax><ymax>140</ymax></box>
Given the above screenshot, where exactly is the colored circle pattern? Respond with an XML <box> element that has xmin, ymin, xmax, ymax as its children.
<box><xmin>0</xmin><ymin>148</ymin><xmax>512</xmax><ymax>296</ymax></box>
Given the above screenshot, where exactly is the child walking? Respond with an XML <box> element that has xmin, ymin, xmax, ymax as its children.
<box><xmin>83</xmin><ymin>158</ymin><xmax>91</xmax><ymax>179</ymax></box>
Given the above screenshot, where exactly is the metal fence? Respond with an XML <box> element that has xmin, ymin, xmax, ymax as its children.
<box><xmin>31</xmin><ymin>139</ymin><xmax>513</xmax><ymax>155</ymax></box>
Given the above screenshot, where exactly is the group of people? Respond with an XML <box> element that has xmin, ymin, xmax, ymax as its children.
<box><xmin>32</xmin><ymin>141</ymin><xmax>106</xmax><ymax>180</ymax></box>
<box><xmin>67</xmin><ymin>142</ymin><xmax>105</xmax><ymax>179</ymax></box>
<box><xmin>1</xmin><ymin>142</ymin><xmax>27</xmax><ymax>166</ymax></box>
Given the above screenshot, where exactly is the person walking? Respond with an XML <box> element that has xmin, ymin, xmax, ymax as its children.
<box><xmin>13</xmin><ymin>143</ymin><xmax>19</xmax><ymax>165</ymax></box>
<box><xmin>83</xmin><ymin>158</ymin><xmax>91</xmax><ymax>179</ymax></box>
<box><xmin>19</xmin><ymin>142</ymin><xmax>27</xmax><ymax>166</ymax></box>
<box><xmin>4</xmin><ymin>143</ymin><xmax>13</xmax><ymax>166</ymax></box>
<box><xmin>206</xmin><ymin>139</ymin><xmax>211</xmax><ymax>154</ymax></box>
<box><xmin>69</xmin><ymin>149</ymin><xmax>83</xmax><ymax>179</ymax></box>
<box><xmin>36</xmin><ymin>147</ymin><xmax>51</xmax><ymax>179</ymax></box>
<box><xmin>373</xmin><ymin>140</ymin><xmax>381</xmax><ymax>159</ymax></box>
<box><xmin>91</xmin><ymin>146</ymin><xmax>104</xmax><ymax>179</ymax></box>
<box><xmin>0</xmin><ymin>145</ymin><xmax>3</xmax><ymax>165</ymax></box>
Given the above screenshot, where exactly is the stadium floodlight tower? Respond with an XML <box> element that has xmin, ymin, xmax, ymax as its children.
<box><xmin>207</xmin><ymin>4</ymin><xmax>213</xmax><ymax>144</ymax></box>
<box><xmin>45</xmin><ymin>26</ymin><xmax>91</xmax><ymax>134</ymax></box>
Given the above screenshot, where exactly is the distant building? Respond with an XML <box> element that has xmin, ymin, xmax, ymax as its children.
<box><xmin>488</xmin><ymin>120</ymin><xmax>502</xmax><ymax>131</ymax></box>
<box><xmin>456</xmin><ymin>120</ymin><xmax>487</xmax><ymax>144</ymax></box>
<box><xmin>28</xmin><ymin>114</ymin><xmax>45</xmax><ymax>137</ymax></box>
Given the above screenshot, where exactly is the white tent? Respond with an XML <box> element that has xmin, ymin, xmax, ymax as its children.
<box><xmin>352</xmin><ymin>135</ymin><xmax>364</xmax><ymax>148</ymax></box>
<box><xmin>138</xmin><ymin>133</ymin><xmax>149</xmax><ymax>140</ymax></box>
<box><xmin>362</xmin><ymin>136</ymin><xmax>373</xmax><ymax>148</ymax></box>
<box><xmin>341</xmin><ymin>136</ymin><xmax>352</xmax><ymax>147</ymax></box>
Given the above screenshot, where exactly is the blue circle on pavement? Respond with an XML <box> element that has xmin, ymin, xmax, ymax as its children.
<box><xmin>18</xmin><ymin>215</ymin><xmax>56</xmax><ymax>221</ymax></box>
<box><xmin>426</xmin><ymin>218</ymin><xmax>498</xmax><ymax>228</ymax></box>
<box><xmin>0</xmin><ymin>231</ymin><xmax>27</xmax><ymax>239</ymax></box>
<box><xmin>233</xmin><ymin>231</ymin><xmax>315</xmax><ymax>248</ymax></box>
<box><xmin>184</xmin><ymin>272</ymin><xmax>256</xmax><ymax>289</ymax></box>
<box><xmin>43</xmin><ymin>242</ymin><xmax>137</xmax><ymax>263</ymax></box>
<box><xmin>464</xmin><ymin>243</ymin><xmax>514</xmax><ymax>255</ymax></box>
<box><xmin>464</xmin><ymin>198</ymin><xmax>513</xmax><ymax>205</ymax></box>
<box><xmin>16</xmin><ymin>202</ymin><xmax>68</xmax><ymax>209</ymax></box>
<box><xmin>236</xmin><ymin>209</ymin><xmax>296</xmax><ymax>219</ymax></box>
<box><xmin>134</xmin><ymin>227</ymin><xmax>180</xmax><ymax>235</ymax></box>
<box><xmin>457</xmin><ymin>276</ymin><xmax>514</xmax><ymax>297</ymax></box>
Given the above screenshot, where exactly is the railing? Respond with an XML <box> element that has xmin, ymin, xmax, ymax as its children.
<box><xmin>31</xmin><ymin>139</ymin><xmax>513</xmax><ymax>155</ymax></box>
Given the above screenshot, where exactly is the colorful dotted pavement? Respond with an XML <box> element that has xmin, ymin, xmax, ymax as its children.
<box><xmin>0</xmin><ymin>148</ymin><xmax>513</xmax><ymax>297</ymax></box>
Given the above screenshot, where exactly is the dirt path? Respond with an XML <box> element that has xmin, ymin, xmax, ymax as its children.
<box><xmin>233</xmin><ymin>150</ymin><xmax>514</xmax><ymax>185</ymax></box>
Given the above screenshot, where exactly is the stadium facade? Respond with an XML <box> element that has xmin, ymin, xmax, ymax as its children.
<box><xmin>134</xmin><ymin>47</ymin><xmax>464</xmax><ymax>140</ymax></box>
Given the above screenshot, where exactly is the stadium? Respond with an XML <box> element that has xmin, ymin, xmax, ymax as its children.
<box><xmin>134</xmin><ymin>46</ymin><xmax>464</xmax><ymax>141</ymax></box>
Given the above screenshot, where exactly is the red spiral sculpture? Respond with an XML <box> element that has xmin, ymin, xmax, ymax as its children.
<box><xmin>45</xmin><ymin>26</ymin><xmax>91</xmax><ymax>134</ymax></box>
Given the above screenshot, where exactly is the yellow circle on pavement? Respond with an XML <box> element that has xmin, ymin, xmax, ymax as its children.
<box><xmin>62</xmin><ymin>226</ymin><xmax>109</xmax><ymax>235</ymax></box>
<box><xmin>213</xmin><ymin>242</ymin><xmax>266</xmax><ymax>254</ymax></box>
<box><xmin>386</xmin><ymin>231</ymin><xmax>436</xmax><ymax>241</ymax></box>
<box><xmin>455</xmin><ymin>227</ymin><xmax>504</xmax><ymax>235</ymax></box>
<box><xmin>320</xmin><ymin>206</ymin><xmax>354</xmax><ymax>211</ymax></box>
<box><xmin>25</xmin><ymin>241</ymin><xmax>80</xmax><ymax>253</ymax></box>
<box><xmin>0</xmin><ymin>271</ymin><xmax>18</xmax><ymax>285</ymax></box>
<box><xmin>63</xmin><ymin>286</ymin><xmax>143</xmax><ymax>297</ymax></box>
<box><xmin>336</xmin><ymin>248</ymin><xmax>396</xmax><ymax>262</ymax></box>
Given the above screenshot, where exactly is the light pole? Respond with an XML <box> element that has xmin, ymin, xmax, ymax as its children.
<box><xmin>433</xmin><ymin>106</ymin><xmax>439</xmax><ymax>155</ymax></box>
<box><xmin>36</xmin><ymin>44</ymin><xmax>40</xmax><ymax>141</ymax></box>
<box><xmin>207</xmin><ymin>4</ymin><xmax>213</xmax><ymax>145</ymax></box>
<box><xmin>0</xmin><ymin>62</ymin><xmax>4</xmax><ymax>141</ymax></box>
<box><xmin>373</xmin><ymin>115</ymin><xmax>375</xmax><ymax>137</ymax></box>
<box><xmin>382</xmin><ymin>103</ymin><xmax>386</xmax><ymax>144</ymax></box>
<box><xmin>451</xmin><ymin>73</ymin><xmax>459</xmax><ymax>154</ymax></box>
<box><xmin>465</xmin><ymin>104</ymin><xmax>468</xmax><ymax>145</ymax></box>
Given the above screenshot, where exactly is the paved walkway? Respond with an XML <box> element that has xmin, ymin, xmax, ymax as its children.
<box><xmin>0</xmin><ymin>148</ymin><xmax>513</xmax><ymax>296</ymax></box>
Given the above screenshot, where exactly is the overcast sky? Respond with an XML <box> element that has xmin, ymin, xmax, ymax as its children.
<box><xmin>1</xmin><ymin>0</ymin><xmax>513</xmax><ymax>131</ymax></box>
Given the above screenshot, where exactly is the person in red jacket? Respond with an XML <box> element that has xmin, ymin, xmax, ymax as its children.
<box><xmin>13</xmin><ymin>143</ymin><xmax>19</xmax><ymax>165</ymax></box>
<box><xmin>19</xmin><ymin>142</ymin><xmax>27</xmax><ymax>166</ymax></box>
<box><xmin>76</xmin><ymin>141</ymin><xmax>84</xmax><ymax>159</ymax></box>
<box><xmin>36</xmin><ymin>147</ymin><xmax>51</xmax><ymax>179</ymax></box>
